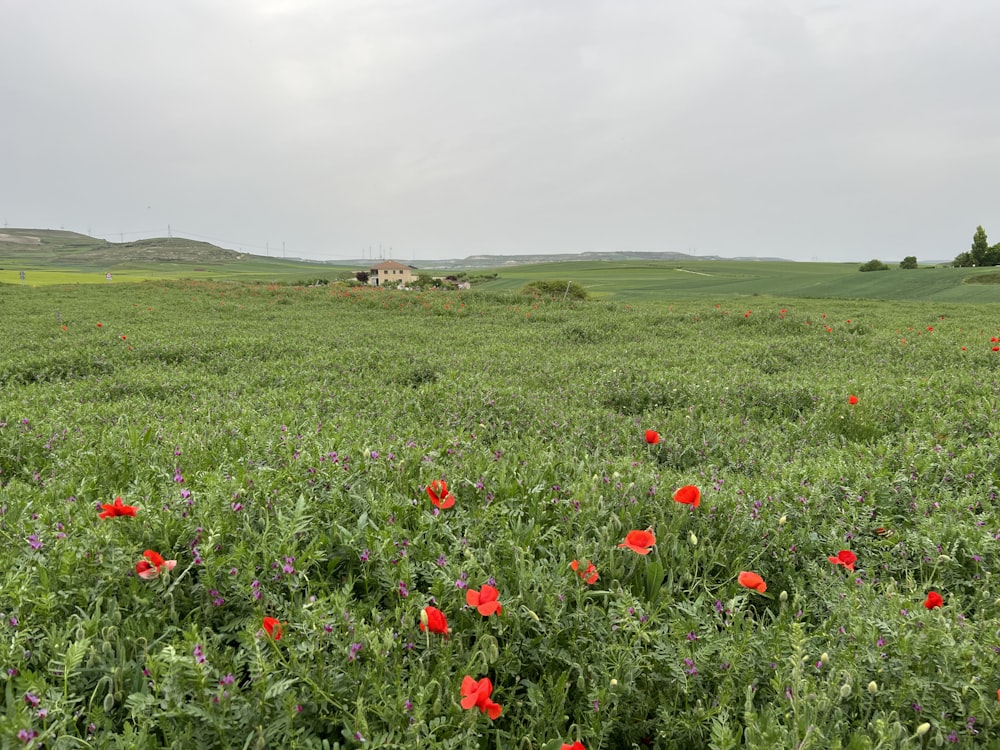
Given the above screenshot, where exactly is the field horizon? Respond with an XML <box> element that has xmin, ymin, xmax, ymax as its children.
<box><xmin>3</xmin><ymin>228</ymin><xmax>1000</xmax><ymax>304</ymax></box>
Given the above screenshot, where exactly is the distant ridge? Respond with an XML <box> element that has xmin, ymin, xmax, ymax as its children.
<box><xmin>428</xmin><ymin>250</ymin><xmax>789</xmax><ymax>269</ymax></box>
<box><xmin>0</xmin><ymin>228</ymin><xmax>253</xmax><ymax>266</ymax></box>
<box><xmin>2</xmin><ymin>228</ymin><xmax>796</xmax><ymax>269</ymax></box>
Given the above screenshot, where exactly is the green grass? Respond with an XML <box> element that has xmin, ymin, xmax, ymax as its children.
<box><xmin>3</xmin><ymin>280</ymin><xmax>1000</xmax><ymax>747</ymax></box>
<box><xmin>460</xmin><ymin>260</ymin><xmax>1000</xmax><ymax>303</ymax></box>
<box><xmin>8</xmin><ymin>227</ymin><xmax>1000</xmax><ymax>303</ymax></box>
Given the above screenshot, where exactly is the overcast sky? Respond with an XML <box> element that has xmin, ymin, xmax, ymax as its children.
<box><xmin>2</xmin><ymin>1</ymin><xmax>998</xmax><ymax>262</ymax></box>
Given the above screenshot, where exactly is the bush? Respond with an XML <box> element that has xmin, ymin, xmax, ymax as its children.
<box><xmin>521</xmin><ymin>280</ymin><xmax>589</xmax><ymax>300</ymax></box>
<box><xmin>859</xmin><ymin>259</ymin><xmax>889</xmax><ymax>272</ymax></box>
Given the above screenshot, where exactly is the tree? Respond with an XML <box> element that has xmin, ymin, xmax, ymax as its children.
<box><xmin>971</xmin><ymin>225</ymin><xmax>990</xmax><ymax>266</ymax></box>
<box><xmin>953</xmin><ymin>251</ymin><xmax>974</xmax><ymax>268</ymax></box>
<box><xmin>899</xmin><ymin>256</ymin><xmax>918</xmax><ymax>269</ymax></box>
<box><xmin>988</xmin><ymin>243</ymin><xmax>1000</xmax><ymax>267</ymax></box>
<box><xmin>411</xmin><ymin>273</ymin><xmax>437</xmax><ymax>289</ymax></box>
<box><xmin>355</xmin><ymin>271</ymin><xmax>370</xmax><ymax>284</ymax></box>
<box><xmin>859</xmin><ymin>259</ymin><xmax>889</xmax><ymax>272</ymax></box>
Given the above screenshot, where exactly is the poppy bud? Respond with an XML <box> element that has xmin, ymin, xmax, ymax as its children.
<box><xmin>820</xmin><ymin>652</ymin><xmax>829</xmax><ymax>665</ymax></box>
<box><xmin>688</xmin><ymin>531</ymin><xmax>698</xmax><ymax>546</ymax></box>
<box><xmin>103</xmin><ymin>692</ymin><xmax>115</xmax><ymax>711</ymax></box>
<box><xmin>419</xmin><ymin>609</ymin><xmax>429</xmax><ymax>629</ymax></box>
<box><xmin>868</xmin><ymin>681</ymin><xmax>878</xmax><ymax>695</ymax></box>
<box><xmin>610</xmin><ymin>678</ymin><xmax>618</xmax><ymax>687</ymax></box>
<box><xmin>839</xmin><ymin>684</ymin><xmax>852</xmax><ymax>699</ymax></box>
<box><xmin>779</xmin><ymin>591</ymin><xmax>788</xmax><ymax>603</ymax></box>
<box><xmin>938</xmin><ymin>554</ymin><xmax>951</xmax><ymax>562</ymax></box>
<box><xmin>916</xmin><ymin>723</ymin><xmax>930</xmax><ymax>737</ymax></box>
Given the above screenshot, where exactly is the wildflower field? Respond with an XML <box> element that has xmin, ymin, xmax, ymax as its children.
<box><xmin>2</xmin><ymin>280</ymin><xmax>1000</xmax><ymax>749</ymax></box>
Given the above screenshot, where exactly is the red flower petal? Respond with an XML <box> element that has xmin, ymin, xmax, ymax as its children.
<box><xmin>738</xmin><ymin>571</ymin><xmax>767</xmax><ymax>593</ymax></box>
<box><xmin>420</xmin><ymin>605</ymin><xmax>449</xmax><ymax>636</ymax></box>
<box><xmin>644</xmin><ymin>429</ymin><xmax>660</xmax><ymax>445</ymax></box>
<box><xmin>672</xmin><ymin>485</ymin><xmax>701</xmax><ymax>508</ymax></box>
<box><xmin>427</xmin><ymin>480</ymin><xmax>455</xmax><ymax>509</ymax></box>
<box><xmin>848</xmin><ymin>395</ymin><xmax>859</xmax><ymax>405</ymax></box>
<box><xmin>262</xmin><ymin>616</ymin><xmax>283</xmax><ymax>640</ymax></box>
<box><xmin>923</xmin><ymin>591</ymin><xmax>943</xmax><ymax>610</ymax></box>
<box><xmin>618</xmin><ymin>529</ymin><xmax>656</xmax><ymax>554</ymax></box>
<box><xmin>143</xmin><ymin>550</ymin><xmax>165</xmax><ymax>568</ymax></box>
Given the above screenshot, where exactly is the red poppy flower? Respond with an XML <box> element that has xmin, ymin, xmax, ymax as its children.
<box><xmin>993</xmin><ymin>347</ymin><xmax>999</xmax><ymax>352</ymax></box>
<box><xmin>991</xmin><ymin>337</ymin><xmax>999</xmax><ymax>343</ymax></box>
<box><xmin>644</xmin><ymin>429</ymin><xmax>660</xmax><ymax>445</ymax></box>
<box><xmin>460</xmin><ymin>676</ymin><xmax>502</xmax><ymax>720</ymax></box>
<box><xmin>570</xmin><ymin>559</ymin><xmax>599</xmax><ymax>584</ymax></box>
<box><xmin>135</xmin><ymin>550</ymin><xmax>177</xmax><ymax>579</ymax></box>
<box><xmin>923</xmin><ymin>591</ymin><xmax>943</xmax><ymax>610</ymax></box>
<box><xmin>98</xmin><ymin>496</ymin><xmax>138</xmax><ymax>519</ymax></box>
<box><xmin>420</xmin><ymin>605</ymin><xmax>449</xmax><ymax>636</ymax></box>
<box><xmin>618</xmin><ymin>528</ymin><xmax>656</xmax><ymax>555</ymax></box>
<box><xmin>466</xmin><ymin>584</ymin><xmax>502</xmax><ymax>616</ymax></box>
<box><xmin>560</xmin><ymin>743</ymin><xmax>587</xmax><ymax>750</ymax></box>
<box><xmin>827</xmin><ymin>550</ymin><xmax>857</xmax><ymax>572</ymax></box>
<box><xmin>848</xmin><ymin>395</ymin><xmax>859</xmax><ymax>405</ymax></box>
<box><xmin>738</xmin><ymin>571</ymin><xmax>767</xmax><ymax>593</ymax></box>
<box><xmin>262</xmin><ymin>616</ymin><xmax>283</xmax><ymax>640</ymax></box>
<box><xmin>426</xmin><ymin>480</ymin><xmax>455</xmax><ymax>509</ymax></box>
<box><xmin>673</xmin><ymin>485</ymin><xmax>701</xmax><ymax>508</ymax></box>
<box><xmin>96</xmin><ymin>322</ymin><xmax>102</xmax><ymax>328</ymax></box>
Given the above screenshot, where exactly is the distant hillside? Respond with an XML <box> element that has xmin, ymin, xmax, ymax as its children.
<box><xmin>430</xmin><ymin>250</ymin><xmax>788</xmax><ymax>269</ymax></box>
<box><xmin>0</xmin><ymin>228</ymin><xmax>253</xmax><ymax>267</ymax></box>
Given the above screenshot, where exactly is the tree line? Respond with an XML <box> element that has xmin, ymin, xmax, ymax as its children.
<box><xmin>953</xmin><ymin>225</ymin><xmax>1000</xmax><ymax>267</ymax></box>
<box><xmin>860</xmin><ymin>225</ymin><xmax>999</xmax><ymax>271</ymax></box>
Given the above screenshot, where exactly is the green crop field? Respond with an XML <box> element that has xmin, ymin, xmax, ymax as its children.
<box><xmin>7</xmin><ymin>227</ymin><xmax>1000</xmax><ymax>304</ymax></box>
<box><xmin>463</xmin><ymin>260</ymin><xmax>1000</xmax><ymax>303</ymax></box>
<box><xmin>3</xmin><ymin>271</ymin><xmax>1000</xmax><ymax>747</ymax></box>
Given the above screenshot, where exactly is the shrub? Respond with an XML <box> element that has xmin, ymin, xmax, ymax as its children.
<box><xmin>521</xmin><ymin>280</ymin><xmax>589</xmax><ymax>300</ymax></box>
<box><xmin>859</xmin><ymin>259</ymin><xmax>889</xmax><ymax>272</ymax></box>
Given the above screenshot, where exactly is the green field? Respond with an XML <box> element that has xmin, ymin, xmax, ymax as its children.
<box><xmin>6</xmin><ymin>227</ymin><xmax>1000</xmax><ymax>303</ymax></box>
<box><xmin>2</xmin><ymin>279</ymin><xmax>1000</xmax><ymax>748</ymax></box>
<box><xmin>466</xmin><ymin>260</ymin><xmax>1000</xmax><ymax>303</ymax></box>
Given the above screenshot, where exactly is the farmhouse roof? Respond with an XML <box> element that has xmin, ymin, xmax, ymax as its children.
<box><xmin>370</xmin><ymin>260</ymin><xmax>414</xmax><ymax>270</ymax></box>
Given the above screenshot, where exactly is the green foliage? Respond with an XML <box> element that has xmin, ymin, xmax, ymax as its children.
<box><xmin>522</xmin><ymin>280</ymin><xmax>589</xmax><ymax>300</ymax></box>
<box><xmin>411</xmin><ymin>272</ymin><xmax>437</xmax><ymax>289</ymax></box>
<box><xmin>899</xmin><ymin>256</ymin><xmax>918</xmax><ymax>269</ymax></box>
<box><xmin>2</xmin><ymin>283</ymin><xmax>1000</xmax><ymax>747</ymax></box>
<box><xmin>971</xmin><ymin>225</ymin><xmax>991</xmax><ymax>266</ymax></box>
<box><xmin>954</xmin><ymin>251</ymin><xmax>974</xmax><ymax>268</ymax></box>
<box><xmin>858</xmin><ymin>259</ymin><xmax>889</xmax><ymax>272</ymax></box>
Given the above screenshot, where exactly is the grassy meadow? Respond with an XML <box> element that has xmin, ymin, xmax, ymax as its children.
<box><xmin>468</xmin><ymin>261</ymin><xmax>1000</xmax><ymax>303</ymax></box>
<box><xmin>2</xmin><ymin>279</ymin><xmax>1000</xmax><ymax>748</ymax></box>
